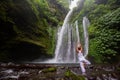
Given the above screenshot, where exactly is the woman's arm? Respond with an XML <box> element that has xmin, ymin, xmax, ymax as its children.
<box><xmin>80</xmin><ymin>46</ymin><xmax>83</xmax><ymax>52</ymax></box>
<box><xmin>76</xmin><ymin>47</ymin><xmax>79</xmax><ymax>53</ymax></box>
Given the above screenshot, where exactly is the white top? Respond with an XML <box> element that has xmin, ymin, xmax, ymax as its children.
<box><xmin>77</xmin><ymin>51</ymin><xmax>85</xmax><ymax>61</ymax></box>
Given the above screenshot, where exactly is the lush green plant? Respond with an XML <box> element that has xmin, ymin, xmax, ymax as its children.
<box><xmin>65</xmin><ymin>69</ymin><xmax>85</xmax><ymax>80</ymax></box>
<box><xmin>0</xmin><ymin>0</ymin><xmax>65</xmax><ymax>62</ymax></box>
<box><xmin>57</xmin><ymin>0</ymin><xmax>69</xmax><ymax>9</ymax></box>
<box><xmin>70</xmin><ymin>0</ymin><xmax>120</xmax><ymax>63</ymax></box>
<box><xmin>89</xmin><ymin>8</ymin><xmax>120</xmax><ymax>63</ymax></box>
<box><xmin>42</xmin><ymin>67</ymin><xmax>56</xmax><ymax>73</ymax></box>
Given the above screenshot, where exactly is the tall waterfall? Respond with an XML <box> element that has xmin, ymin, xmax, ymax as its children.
<box><xmin>54</xmin><ymin>9</ymin><xmax>73</xmax><ymax>62</ymax></box>
<box><xmin>83</xmin><ymin>16</ymin><xmax>90</xmax><ymax>57</ymax></box>
<box><xmin>32</xmin><ymin>0</ymin><xmax>88</xmax><ymax>63</ymax></box>
<box><xmin>54</xmin><ymin>0</ymin><xmax>80</xmax><ymax>63</ymax></box>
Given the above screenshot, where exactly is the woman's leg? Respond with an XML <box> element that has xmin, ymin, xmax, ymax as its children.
<box><xmin>80</xmin><ymin>61</ymin><xmax>86</xmax><ymax>73</ymax></box>
<box><xmin>84</xmin><ymin>59</ymin><xmax>91</xmax><ymax>65</ymax></box>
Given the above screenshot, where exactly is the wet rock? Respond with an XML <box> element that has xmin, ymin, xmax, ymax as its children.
<box><xmin>1</xmin><ymin>69</ymin><xmax>13</xmax><ymax>74</ymax></box>
<box><xmin>0</xmin><ymin>63</ymin><xmax>120</xmax><ymax>80</ymax></box>
<box><xmin>96</xmin><ymin>76</ymin><xmax>102</xmax><ymax>80</ymax></box>
<box><xmin>7</xmin><ymin>62</ymin><xmax>14</xmax><ymax>66</ymax></box>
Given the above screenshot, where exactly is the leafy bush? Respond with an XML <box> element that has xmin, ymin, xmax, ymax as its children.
<box><xmin>89</xmin><ymin>8</ymin><xmax>120</xmax><ymax>63</ymax></box>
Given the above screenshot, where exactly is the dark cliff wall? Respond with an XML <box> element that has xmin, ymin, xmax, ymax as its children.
<box><xmin>0</xmin><ymin>0</ymin><xmax>67</xmax><ymax>62</ymax></box>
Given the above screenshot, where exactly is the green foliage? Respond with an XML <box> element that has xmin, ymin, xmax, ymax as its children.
<box><xmin>42</xmin><ymin>67</ymin><xmax>56</xmax><ymax>73</ymax></box>
<box><xmin>89</xmin><ymin>8</ymin><xmax>120</xmax><ymax>63</ymax></box>
<box><xmin>57</xmin><ymin>0</ymin><xmax>69</xmax><ymax>9</ymax></box>
<box><xmin>70</xmin><ymin>0</ymin><xmax>120</xmax><ymax>63</ymax></box>
<box><xmin>89</xmin><ymin>38</ymin><xmax>103</xmax><ymax>63</ymax></box>
<box><xmin>65</xmin><ymin>70</ymin><xmax>85</xmax><ymax>80</ymax></box>
<box><xmin>88</xmin><ymin>4</ymin><xmax>111</xmax><ymax>23</ymax></box>
<box><xmin>46</xmin><ymin>27</ymin><xmax>57</xmax><ymax>54</ymax></box>
<box><xmin>0</xmin><ymin>0</ymin><xmax>65</xmax><ymax>62</ymax></box>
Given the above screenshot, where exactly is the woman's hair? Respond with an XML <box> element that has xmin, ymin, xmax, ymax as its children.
<box><xmin>78</xmin><ymin>47</ymin><xmax>81</xmax><ymax>50</ymax></box>
<box><xmin>76</xmin><ymin>43</ymin><xmax>82</xmax><ymax>53</ymax></box>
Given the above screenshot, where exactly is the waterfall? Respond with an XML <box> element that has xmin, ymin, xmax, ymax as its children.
<box><xmin>55</xmin><ymin>15</ymin><xmax>90</xmax><ymax>62</ymax></box>
<box><xmin>69</xmin><ymin>0</ymin><xmax>79</xmax><ymax>10</ymax></box>
<box><xmin>32</xmin><ymin>0</ymin><xmax>86</xmax><ymax>63</ymax></box>
<box><xmin>75</xmin><ymin>21</ymin><xmax>80</xmax><ymax>43</ymax></box>
<box><xmin>66</xmin><ymin>24</ymin><xmax>72</xmax><ymax>62</ymax></box>
<box><xmin>54</xmin><ymin>22</ymin><xmax>78</xmax><ymax>63</ymax></box>
<box><xmin>54</xmin><ymin>0</ymin><xmax>80</xmax><ymax>63</ymax></box>
<box><xmin>83</xmin><ymin>16</ymin><xmax>90</xmax><ymax>57</ymax></box>
<box><xmin>54</xmin><ymin>9</ymin><xmax>73</xmax><ymax>62</ymax></box>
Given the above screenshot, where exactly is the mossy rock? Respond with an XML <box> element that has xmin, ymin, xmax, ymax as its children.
<box><xmin>65</xmin><ymin>69</ymin><xmax>86</xmax><ymax>80</ymax></box>
<box><xmin>42</xmin><ymin>67</ymin><xmax>57</xmax><ymax>73</ymax></box>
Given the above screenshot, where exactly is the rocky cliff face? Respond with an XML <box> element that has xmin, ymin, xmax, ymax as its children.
<box><xmin>0</xmin><ymin>0</ymin><xmax>67</xmax><ymax>62</ymax></box>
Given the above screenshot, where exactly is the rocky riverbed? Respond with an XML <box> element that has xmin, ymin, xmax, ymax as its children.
<box><xmin>0</xmin><ymin>62</ymin><xmax>120</xmax><ymax>80</ymax></box>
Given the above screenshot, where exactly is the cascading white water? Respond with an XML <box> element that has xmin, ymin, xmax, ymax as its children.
<box><xmin>83</xmin><ymin>16</ymin><xmax>90</xmax><ymax>57</ymax></box>
<box><xmin>75</xmin><ymin>21</ymin><xmax>80</xmax><ymax>42</ymax></box>
<box><xmin>54</xmin><ymin>9</ymin><xmax>73</xmax><ymax>62</ymax></box>
<box><xmin>54</xmin><ymin>0</ymin><xmax>80</xmax><ymax>63</ymax></box>
<box><xmin>69</xmin><ymin>0</ymin><xmax>79</xmax><ymax>10</ymax></box>
<box><xmin>66</xmin><ymin>24</ymin><xmax>72</xmax><ymax>62</ymax></box>
<box><xmin>32</xmin><ymin>0</ymin><xmax>87</xmax><ymax>63</ymax></box>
